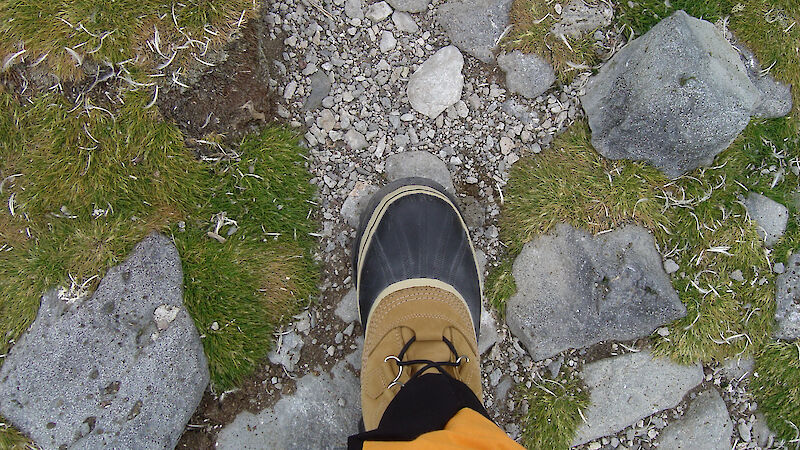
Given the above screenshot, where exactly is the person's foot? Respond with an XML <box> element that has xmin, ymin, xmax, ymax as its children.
<box><xmin>352</xmin><ymin>177</ymin><xmax>483</xmax><ymax>431</ymax></box>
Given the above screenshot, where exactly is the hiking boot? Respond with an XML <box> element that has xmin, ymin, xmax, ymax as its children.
<box><xmin>352</xmin><ymin>177</ymin><xmax>483</xmax><ymax>431</ymax></box>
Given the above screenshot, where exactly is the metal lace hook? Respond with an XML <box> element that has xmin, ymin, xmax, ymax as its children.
<box><xmin>455</xmin><ymin>355</ymin><xmax>470</xmax><ymax>365</ymax></box>
<box><xmin>384</xmin><ymin>355</ymin><xmax>403</xmax><ymax>389</ymax></box>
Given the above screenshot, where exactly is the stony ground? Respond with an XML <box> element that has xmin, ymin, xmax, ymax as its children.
<box><xmin>1</xmin><ymin>0</ymin><xmax>797</xmax><ymax>448</ymax></box>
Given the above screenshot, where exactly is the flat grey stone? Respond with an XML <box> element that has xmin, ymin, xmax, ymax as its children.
<box><xmin>344</xmin><ymin>129</ymin><xmax>368</xmax><ymax>151</ymax></box>
<box><xmin>774</xmin><ymin>252</ymin><xmax>800</xmax><ymax>340</ymax></box>
<box><xmin>407</xmin><ymin>46</ymin><xmax>464</xmax><ymax>119</ymax></box>
<box><xmin>303</xmin><ymin>71</ymin><xmax>331</xmax><ymax>111</ymax></box>
<box><xmin>574</xmin><ymin>350</ymin><xmax>703</xmax><ymax>445</ymax></box>
<box><xmin>744</xmin><ymin>192</ymin><xmax>788</xmax><ymax>247</ymax></box>
<box><xmin>497</xmin><ymin>51</ymin><xmax>556</xmax><ymax>100</ymax></box>
<box><xmin>436</xmin><ymin>0</ymin><xmax>513</xmax><ymax>63</ymax></box>
<box><xmin>385</xmin><ymin>0</ymin><xmax>429</xmax><ymax>13</ymax></box>
<box><xmin>392</xmin><ymin>11</ymin><xmax>418</xmax><ymax>33</ymax></box>
<box><xmin>581</xmin><ymin>10</ymin><xmax>761</xmax><ymax>177</ymax></box>
<box><xmin>479</xmin><ymin>308</ymin><xmax>499</xmax><ymax>355</ymax></box>
<box><xmin>268</xmin><ymin>330</ymin><xmax>304</xmax><ymax>372</ymax></box>
<box><xmin>216</xmin><ymin>361</ymin><xmax>359</xmax><ymax>449</ymax></box>
<box><xmin>506</xmin><ymin>223</ymin><xmax>686</xmax><ymax>360</ymax></box>
<box><xmin>344</xmin><ymin>0</ymin><xmax>364</xmax><ymax>19</ymax></box>
<box><xmin>341</xmin><ymin>181</ymin><xmax>379</xmax><ymax>228</ymax></box>
<box><xmin>335</xmin><ymin>288</ymin><xmax>359</xmax><ymax>324</ymax></box>
<box><xmin>385</xmin><ymin>151</ymin><xmax>456</xmax><ymax>195</ymax></box>
<box><xmin>551</xmin><ymin>0</ymin><xmax>613</xmax><ymax>38</ymax></box>
<box><xmin>0</xmin><ymin>233</ymin><xmax>208</xmax><ymax>450</ymax></box>
<box><xmin>365</xmin><ymin>1</ymin><xmax>393</xmax><ymax>21</ymax></box>
<box><xmin>655</xmin><ymin>389</ymin><xmax>733</xmax><ymax>450</ymax></box>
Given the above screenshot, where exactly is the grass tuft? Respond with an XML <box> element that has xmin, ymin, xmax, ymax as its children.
<box><xmin>752</xmin><ymin>341</ymin><xmax>800</xmax><ymax>443</ymax></box>
<box><xmin>0</xmin><ymin>418</ymin><xmax>35</xmax><ymax>450</ymax></box>
<box><xmin>503</xmin><ymin>0</ymin><xmax>609</xmax><ymax>83</ymax></box>
<box><xmin>0</xmin><ymin>90</ymin><xmax>318</xmax><ymax>390</ymax></box>
<box><xmin>485</xmin><ymin>257</ymin><xmax>517</xmax><ymax>316</ymax></box>
<box><xmin>518</xmin><ymin>368</ymin><xmax>590</xmax><ymax>449</ymax></box>
<box><xmin>0</xmin><ymin>0</ymin><xmax>256</xmax><ymax>78</ymax></box>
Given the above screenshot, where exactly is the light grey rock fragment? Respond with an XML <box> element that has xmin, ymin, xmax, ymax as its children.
<box><xmin>580</xmin><ymin>10</ymin><xmax>761</xmax><ymax>177</ymax></box>
<box><xmin>335</xmin><ymin>288</ymin><xmax>360</xmax><ymax>324</ymax></box>
<box><xmin>379</xmin><ymin>31</ymin><xmax>397</xmax><ymax>53</ymax></box>
<box><xmin>386</xmin><ymin>0</ymin><xmax>429</xmax><ymax>13</ymax></box>
<box><xmin>392</xmin><ymin>11</ymin><xmax>418</xmax><ymax>33</ymax></box>
<box><xmin>573</xmin><ymin>350</ymin><xmax>703</xmax><ymax>445</ymax></box>
<box><xmin>663</xmin><ymin>259</ymin><xmax>679</xmax><ymax>274</ymax></box>
<box><xmin>479</xmin><ymin>309</ymin><xmax>499</xmax><ymax>355</ymax></box>
<box><xmin>497</xmin><ymin>51</ymin><xmax>556</xmax><ymax>99</ymax></box>
<box><xmin>655</xmin><ymin>389</ymin><xmax>733</xmax><ymax>450</ymax></box>
<box><xmin>744</xmin><ymin>192</ymin><xmax>788</xmax><ymax>247</ymax></box>
<box><xmin>216</xmin><ymin>361</ymin><xmax>359</xmax><ymax>449</ymax></box>
<box><xmin>0</xmin><ymin>233</ymin><xmax>208</xmax><ymax>450</ymax></box>
<box><xmin>774</xmin><ymin>252</ymin><xmax>800</xmax><ymax>340</ymax></box>
<box><xmin>752</xmin><ymin>413</ymin><xmax>776</xmax><ymax>448</ymax></box>
<box><xmin>341</xmin><ymin>182</ymin><xmax>379</xmax><ymax>228</ymax></box>
<box><xmin>385</xmin><ymin>151</ymin><xmax>456</xmax><ymax>195</ymax></box>
<box><xmin>551</xmin><ymin>0</ymin><xmax>613</xmax><ymax>38</ymax></box>
<box><xmin>365</xmin><ymin>1</ymin><xmax>393</xmax><ymax>21</ymax></box>
<box><xmin>407</xmin><ymin>46</ymin><xmax>464</xmax><ymax>119</ymax></box>
<box><xmin>344</xmin><ymin>0</ymin><xmax>364</xmax><ymax>19</ymax></box>
<box><xmin>303</xmin><ymin>71</ymin><xmax>331</xmax><ymax>111</ymax></box>
<box><xmin>344</xmin><ymin>129</ymin><xmax>368</xmax><ymax>151</ymax></box>
<box><xmin>436</xmin><ymin>0</ymin><xmax>513</xmax><ymax>63</ymax></box>
<box><xmin>730</xmin><ymin>269</ymin><xmax>744</xmax><ymax>282</ymax></box>
<box><xmin>268</xmin><ymin>330</ymin><xmax>304</xmax><ymax>372</ymax></box>
<box><xmin>506</xmin><ymin>223</ymin><xmax>686</xmax><ymax>360</ymax></box>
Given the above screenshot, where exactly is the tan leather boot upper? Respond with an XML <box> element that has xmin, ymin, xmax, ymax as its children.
<box><xmin>360</xmin><ymin>284</ymin><xmax>481</xmax><ymax>431</ymax></box>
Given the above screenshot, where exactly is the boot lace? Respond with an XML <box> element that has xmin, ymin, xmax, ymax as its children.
<box><xmin>384</xmin><ymin>335</ymin><xmax>469</xmax><ymax>389</ymax></box>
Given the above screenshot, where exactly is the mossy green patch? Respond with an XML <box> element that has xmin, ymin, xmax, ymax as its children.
<box><xmin>518</xmin><ymin>367</ymin><xmax>590</xmax><ymax>449</ymax></box>
<box><xmin>0</xmin><ymin>0</ymin><xmax>256</xmax><ymax>78</ymax></box>
<box><xmin>503</xmin><ymin>0</ymin><xmax>605</xmax><ymax>83</ymax></box>
<box><xmin>752</xmin><ymin>341</ymin><xmax>800</xmax><ymax>443</ymax></box>
<box><xmin>0</xmin><ymin>418</ymin><xmax>34</xmax><ymax>450</ymax></box>
<box><xmin>0</xmin><ymin>90</ymin><xmax>317</xmax><ymax>391</ymax></box>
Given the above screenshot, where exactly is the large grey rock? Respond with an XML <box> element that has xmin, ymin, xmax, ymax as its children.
<box><xmin>0</xmin><ymin>233</ymin><xmax>208</xmax><ymax>450</ymax></box>
<box><xmin>407</xmin><ymin>46</ymin><xmax>464</xmax><ymax>119</ymax></box>
<box><xmin>744</xmin><ymin>192</ymin><xmax>788</xmax><ymax>247</ymax></box>
<box><xmin>573</xmin><ymin>350</ymin><xmax>703</xmax><ymax>445</ymax></box>
<box><xmin>478</xmin><ymin>308</ymin><xmax>499</xmax><ymax>355</ymax></box>
<box><xmin>216</xmin><ymin>361</ymin><xmax>360</xmax><ymax>449</ymax></box>
<box><xmin>335</xmin><ymin>288</ymin><xmax>359</xmax><ymax>324</ymax></box>
<box><xmin>774</xmin><ymin>253</ymin><xmax>800</xmax><ymax>340</ymax></box>
<box><xmin>344</xmin><ymin>0</ymin><xmax>364</xmax><ymax>19</ymax></box>
<box><xmin>497</xmin><ymin>51</ymin><xmax>556</xmax><ymax>99</ymax></box>
<box><xmin>506</xmin><ymin>223</ymin><xmax>686</xmax><ymax>360</ymax></box>
<box><xmin>655</xmin><ymin>389</ymin><xmax>733</xmax><ymax>450</ymax></box>
<box><xmin>303</xmin><ymin>71</ymin><xmax>331</xmax><ymax>111</ymax></box>
<box><xmin>385</xmin><ymin>0</ymin><xmax>429</xmax><ymax>13</ymax></box>
<box><xmin>385</xmin><ymin>151</ymin><xmax>456</xmax><ymax>194</ymax></box>
<box><xmin>551</xmin><ymin>0</ymin><xmax>613</xmax><ymax>38</ymax></box>
<box><xmin>436</xmin><ymin>0</ymin><xmax>513</xmax><ymax>63</ymax></box>
<box><xmin>580</xmin><ymin>10</ymin><xmax>761</xmax><ymax>177</ymax></box>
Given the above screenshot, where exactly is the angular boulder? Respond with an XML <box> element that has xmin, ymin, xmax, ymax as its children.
<box><xmin>580</xmin><ymin>10</ymin><xmax>762</xmax><ymax>177</ymax></box>
<box><xmin>386</xmin><ymin>0</ymin><xmax>429</xmax><ymax>13</ymax></box>
<box><xmin>506</xmin><ymin>223</ymin><xmax>685</xmax><ymax>360</ymax></box>
<box><xmin>774</xmin><ymin>253</ymin><xmax>800</xmax><ymax>340</ymax></box>
<box><xmin>0</xmin><ymin>233</ymin><xmax>208</xmax><ymax>449</ymax></box>
<box><xmin>574</xmin><ymin>350</ymin><xmax>703</xmax><ymax>445</ymax></box>
<box><xmin>436</xmin><ymin>0</ymin><xmax>513</xmax><ymax>63</ymax></box>
<box><xmin>407</xmin><ymin>46</ymin><xmax>464</xmax><ymax>119</ymax></box>
<box><xmin>655</xmin><ymin>389</ymin><xmax>733</xmax><ymax>450</ymax></box>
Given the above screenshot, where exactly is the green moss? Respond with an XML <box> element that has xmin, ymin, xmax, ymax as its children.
<box><xmin>0</xmin><ymin>0</ymin><xmax>256</xmax><ymax>78</ymax></box>
<box><xmin>503</xmin><ymin>0</ymin><xmax>605</xmax><ymax>83</ymax></box>
<box><xmin>0</xmin><ymin>418</ymin><xmax>35</xmax><ymax>450</ymax></box>
<box><xmin>752</xmin><ymin>341</ymin><xmax>800</xmax><ymax>443</ymax></box>
<box><xmin>485</xmin><ymin>257</ymin><xmax>517</xmax><ymax>316</ymax></box>
<box><xmin>518</xmin><ymin>367</ymin><xmax>590</xmax><ymax>449</ymax></box>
